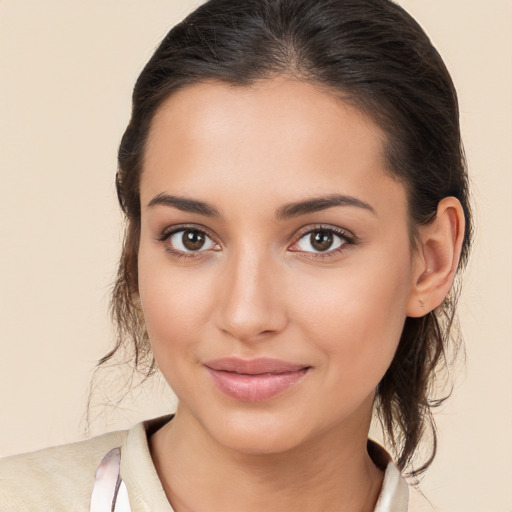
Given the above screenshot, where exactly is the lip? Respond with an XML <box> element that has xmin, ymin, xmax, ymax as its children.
<box><xmin>204</xmin><ymin>357</ymin><xmax>311</xmax><ymax>402</ymax></box>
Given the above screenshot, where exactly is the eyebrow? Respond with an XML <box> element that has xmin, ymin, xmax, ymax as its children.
<box><xmin>147</xmin><ymin>193</ymin><xmax>221</xmax><ymax>218</ymax></box>
<box><xmin>146</xmin><ymin>192</ymin><xmax>375</xmax><ymax>219</ymax></box>
<box><xmin>276</xmin><ymin>194</ymin><xmax>376</xmax><ymax>219</ymax></box>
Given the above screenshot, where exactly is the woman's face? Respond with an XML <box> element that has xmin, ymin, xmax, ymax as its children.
<box><xmin>138</xmin><ymin>78</ymin><xmax>419</xmax><ymax>454</ymax></box>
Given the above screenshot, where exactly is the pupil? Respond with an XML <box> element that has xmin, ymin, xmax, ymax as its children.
<box><xmin>311</xmin><ymin>231</ymin><xmax>333</xmax><ymax>251</ymax></box>
<box><xmin>183</xmin><ymin>230</ymin><xmax>205</xmax><ymax>251</ymax></box>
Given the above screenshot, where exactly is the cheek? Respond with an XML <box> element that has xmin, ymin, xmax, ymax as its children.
<box><xmin>137</xmin><ymin>253</ymin><xmax>213</xmax><ymax>369</ymax></box>
<box><xmin>290</xmin><ymin>257</ymin><xmax>412</xmax><ymax>391</ymax></box>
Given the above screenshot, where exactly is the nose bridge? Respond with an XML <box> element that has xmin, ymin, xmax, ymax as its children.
<box><xmin>215</xmin><ymin>243</ymin><xmax>286</xmax><ymax>341</ymax></box>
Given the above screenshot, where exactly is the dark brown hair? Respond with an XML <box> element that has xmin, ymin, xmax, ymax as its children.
<box><xmin>101</xmin><ymin>0</ymin><xmax>472</xmax><ymax>477</ymax></box>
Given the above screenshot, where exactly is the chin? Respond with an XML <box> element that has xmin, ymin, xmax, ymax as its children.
<box><xmin>197</xmin><ymin>405</ymin><xmax>330</xmax><ymax>456</ymax></box>
<box><xmin>202</xmin><ymin>400</ymin><xmax>348</xmax><ymax>455</ymax></box>
<box><xmin>214</xmin><ymin>422</ymin><xmax>308</xmax><ymax>455</ymax></box>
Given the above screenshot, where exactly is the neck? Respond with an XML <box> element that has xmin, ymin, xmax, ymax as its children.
<box><xmin>150</xmin><ymin>406</ymin><xmax>384</xmax><ymax>512</ymax></box>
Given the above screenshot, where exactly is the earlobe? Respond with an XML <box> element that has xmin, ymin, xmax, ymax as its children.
<box><xmin>407</xmin><ymin>197</ymin><xmax>465</xmax><ymax>318</ymax></box>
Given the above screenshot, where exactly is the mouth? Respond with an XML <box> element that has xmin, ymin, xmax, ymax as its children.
<box><xmin>203</xmin><ymin>358</ymin><xmax>311</xmax><ymax>402</ymax></box>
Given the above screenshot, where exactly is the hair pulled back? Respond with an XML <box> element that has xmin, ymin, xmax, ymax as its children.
<box><xmin>104</xmin><ymin>0</ymin><xmax>472</xmax><ymax>477</ymax></box>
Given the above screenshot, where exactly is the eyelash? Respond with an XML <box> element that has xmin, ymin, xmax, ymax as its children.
<box><xmin>156</xmin><ymin>224</ymin><xmax>356</xmax><ymax>261</ymax></box>
<box><xmin>156</xmin><ymin>224</ymin><xmax>220</xmax><ymax>261</ymax></box>
<box><xmin>291</xmin><ymin>224</ymin><xmax>356</xmax><ymax>260</ymax></box>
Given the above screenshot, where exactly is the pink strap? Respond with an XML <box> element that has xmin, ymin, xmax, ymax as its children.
<box><xmin>89</xmin><ymin>448</ymin><xmax>131</xmax><ymax>512</ymax></box>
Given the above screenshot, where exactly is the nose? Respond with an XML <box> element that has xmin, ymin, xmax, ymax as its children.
<box><xmin>213</xmin><ymin>248</ymin><xmax>288</xmax><ymax>343</ymax></box>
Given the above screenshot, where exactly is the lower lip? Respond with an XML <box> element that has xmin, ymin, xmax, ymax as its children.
<box><xmin>206</xmin><ymin>367</ymin><xmax>309</xmax><ymax>402</ymax></box>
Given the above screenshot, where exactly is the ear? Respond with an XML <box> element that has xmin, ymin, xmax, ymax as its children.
<box><xmin>407</xmin><ymin>197</ymin><xmax>466</xmax><ymax>317</ymax></box>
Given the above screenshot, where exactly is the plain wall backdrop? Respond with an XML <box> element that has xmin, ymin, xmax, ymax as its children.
<box><xmin>1</xmin><ymin>1</ymin><xmax>511</xmax><ymax>511</ymax></box>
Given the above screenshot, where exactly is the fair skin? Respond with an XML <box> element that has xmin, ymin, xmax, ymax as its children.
<box><xmin>137</xmin><ymin>78</ymin><xmax>464</xmax><ymax>512</ymax></box>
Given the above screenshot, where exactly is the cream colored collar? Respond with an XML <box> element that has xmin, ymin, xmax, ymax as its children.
<box><xmin>91</xmin><ymin>416</ymin><xmax>409</xmax><ymax>511</ymax></box>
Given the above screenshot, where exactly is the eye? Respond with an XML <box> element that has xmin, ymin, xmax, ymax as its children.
<box><xmin>296</xmin><ymin>229</ymin><xmax>343</xmax><ymax>252</ymax></box>
<box><xmin>290</xmin><ymin>227</ymin><xmax>353</xmax><ymax>255</ymax></box>
<box><xmin>164</xmin><ymin>228</ymin><xmax>218</xmax><ymax>253</ymax></box>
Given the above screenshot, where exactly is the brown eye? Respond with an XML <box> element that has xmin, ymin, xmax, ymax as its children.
<box><xmin>310</xmin><ymin>231</ymin><xmax>334</xmax><ymax>251</ymax></box>
<box><xmin>168</xmin><ymin>229</ymin><xmax>217</xmax><ymax>253</ymax></box>
<box><xmin>182</xmin><ymin>230</ymin><xmax>205</xmax><ymax>250</ymax></box>
<box><xmin>294</xmin><ymin>228</ymin><xmax>345</xmax><ymax>253</ymax></box>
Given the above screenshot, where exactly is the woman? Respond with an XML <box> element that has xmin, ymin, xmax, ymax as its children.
<box><xmin>0</xmin><ymin>0</ymin><xmax>471</xmax><ymax>510</ymax></box>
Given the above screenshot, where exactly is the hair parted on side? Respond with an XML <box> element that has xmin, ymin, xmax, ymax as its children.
<box><xmin>98</xmin><ymin>0</ymin><xmax>472</xmax><ymax>477</ymax></box>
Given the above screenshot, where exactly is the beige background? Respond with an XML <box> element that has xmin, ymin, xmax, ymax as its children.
<box><xmin>0</xmin><ymin>1</ymin><xmax>511</xmax><ymax>510</ymax></box>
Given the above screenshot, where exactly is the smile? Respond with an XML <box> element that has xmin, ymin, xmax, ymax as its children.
<box><xmin>204</xmin><ymin>358</ymin><xmax>311</xmax><ymax>402</ymax></box>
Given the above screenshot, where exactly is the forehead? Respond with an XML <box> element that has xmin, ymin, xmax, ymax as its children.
<box><xmin>141</xmin><ymin>78</ymin><xmax>406</xmax><ymax>219</ymax></box>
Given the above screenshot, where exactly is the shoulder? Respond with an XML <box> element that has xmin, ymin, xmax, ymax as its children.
<box><xmin>0</xmin><ymin>429</ymin><xmax>127</xmax><ymax>512</ymax></box>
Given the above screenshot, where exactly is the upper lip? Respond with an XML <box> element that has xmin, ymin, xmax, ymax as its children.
<box><xmin>204</xmin><ymin>357</ymin><xmax>310</xmax><ymax>375</ymax></box>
